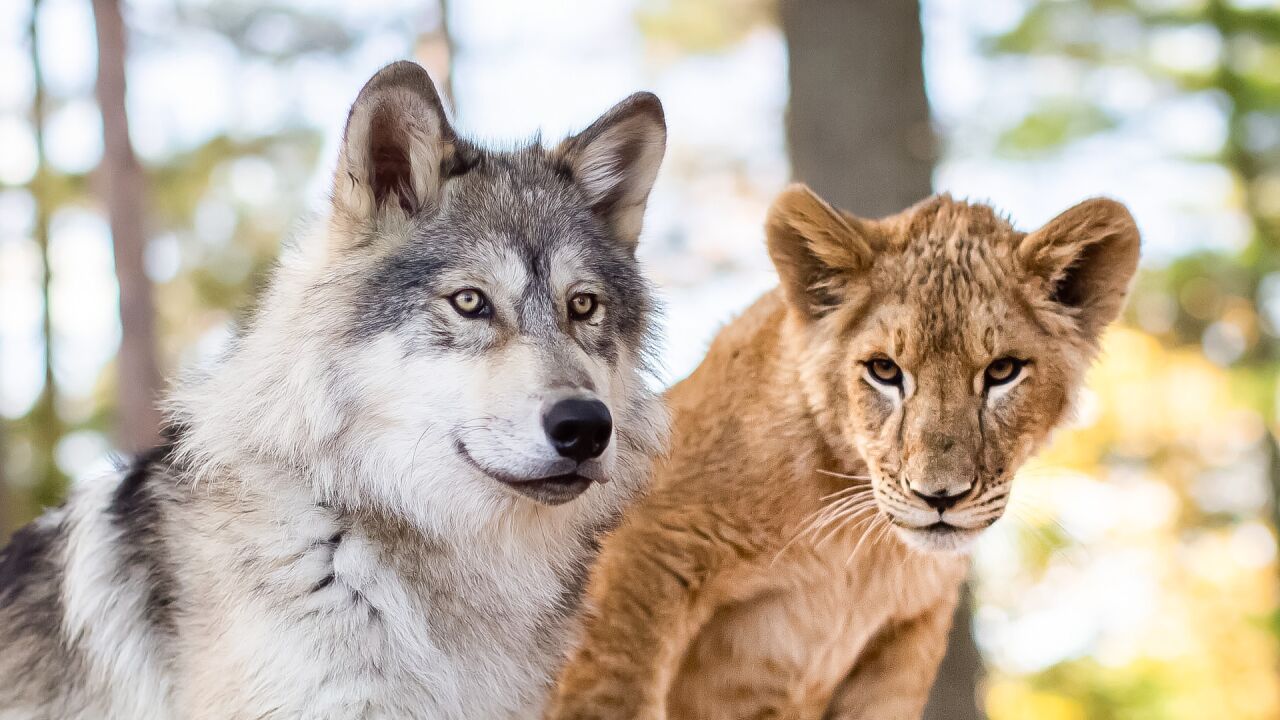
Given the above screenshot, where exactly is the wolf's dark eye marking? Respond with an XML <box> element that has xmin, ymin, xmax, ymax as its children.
<box><xmin>984</xmin><ymin>357</ymin><xmax>1025</xmax><ymax>388</ymax></box>
<box><xmin>865</xmin><ymin>357</ymin><xmax>903</xmax><ymax>387</ymax></box>
<box><xmin>568</xmin><ymin>293</ymin><xmax>598</xmax><ymax>321</ymax></box>
<box><xmin>449</xmin><ymin>289</ymin><xmax>491</xmax><ymax>319</ymax></box>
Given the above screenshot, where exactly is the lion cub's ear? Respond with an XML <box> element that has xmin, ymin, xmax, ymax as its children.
<box><xmin>1018</xmin><ymin>198</ymin><xmax>1141</xmax><ymax>340</ymax></box>
<box><xmin>766</xmin><ymin>184</ymin><xmax>877</xmax><ymax>318</ymax></box>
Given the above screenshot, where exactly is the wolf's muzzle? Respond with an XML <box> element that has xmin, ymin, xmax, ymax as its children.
<box><xmin>543</xmin><ymin>398</ymin><xmax>612</xmax><ymax>463</ymax></box>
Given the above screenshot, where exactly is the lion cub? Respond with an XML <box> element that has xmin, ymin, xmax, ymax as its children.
<box><xmin>546</xmin><ymin>185</ymin><xmax>1140</xmax><ymax>720</ymax></box>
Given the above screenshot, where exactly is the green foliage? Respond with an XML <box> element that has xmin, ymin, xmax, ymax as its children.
<box><xmin>982</xmin><ymin>1</ymin><xmax>1280</xmax><ymax>716</ymax></box>
<box><xmin>636</xmin><ymin>0</ymin><xmax>773</xmax><ymax>54</ymax></box>
<box><xmin>996</xmin><ymin>102</ymin><xmax>1117</xmax><ymax>157</ymax></box>
<box><xmin>990</xmin><ymin>0</ymin><xmax>1279</xmax><ymax>379</ymax></box>
<box><xmin>1029</xmin><ymin>659</ymin><xmax>1177</xmax><ymax>720</ymax></box>
<box><xmin>177</xmin><ymin>4</ymin><xmax>362</xmax><ymax>60</ymax></box>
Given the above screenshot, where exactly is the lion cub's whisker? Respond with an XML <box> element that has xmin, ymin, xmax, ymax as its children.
<box><xmin>817</xmin><ymin>469</ymin><xmax>873</xmax><ymax>482</ymax></box>
<box><xmin>847</xmin><ymin>514</ymin><xmax>890</xmax><ymax>564</ymax></box>
<box><xmin>799</xmin><ymin>490</ymin><xmax>874</xmax><ymax>534</ymax></box>
<box><xmin>820</xmin><ymin>485</ymin><xmax>873</xmax><ymax>502</ymax></box>
<box><xmin>773</xmin><ymin>494</ymin><xmax>879</xmax><ymax>564</ymax></box>
<box><xmin>812</xmin><ymin>505</ymin><xmax>881</xmax><ymax>550</ymax></box>
<box><xmin>805</xmin><ymin>498</ymin><xmax>876</xmax><ymax>540</ymax></box>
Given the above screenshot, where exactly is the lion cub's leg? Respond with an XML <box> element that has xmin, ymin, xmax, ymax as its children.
<box><xmin>546</xmin><ymin>505</ymin><xmax>747</xmax><ymax>720</ymax></box>
<box><xmin>821</xmin><ymin>594</ymin><xmax>958</xmax><ymax>720</ymax></box>
<box><xmin>668</xmin><ymin>641</ymin><xmax>825</xmax><ymax>720</ymax></box>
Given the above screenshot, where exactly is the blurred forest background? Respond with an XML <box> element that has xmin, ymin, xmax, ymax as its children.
<box><xmin>0</xmin><ymin>0</ymin><xmax>1277</xmax><ymax>717</ymax></box>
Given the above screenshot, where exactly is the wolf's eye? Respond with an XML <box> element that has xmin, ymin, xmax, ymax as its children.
<box><xmin>449</xmin><ymin>289</ymin><xmax>491</xmax><ymax>318</ymax></box>
<box><xmin>568</xmin><ymin>293</ymin><xmax>598</xmax><ymax>321</ymax></box>
<box><xmin>984</xmin><ymin>357</ymin><xmax>1025</xmax><ymax>387</ymax></box>
<box><xmin>866</xmin><ymin>358</ymin><xmax>903</xmax><ymax>386</ymax></box>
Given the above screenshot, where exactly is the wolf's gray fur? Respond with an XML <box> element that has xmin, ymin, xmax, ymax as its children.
<box><xmin>0</xmin><ymin>61</ymin><xmax>668</xmax><ymax>719</ymax></box>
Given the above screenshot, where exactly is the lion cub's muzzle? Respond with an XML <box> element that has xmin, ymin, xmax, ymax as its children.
<box><xmin>909</xmin><ymin>484</ymin><xmax>972</xmax><ymax>512</ymax></box>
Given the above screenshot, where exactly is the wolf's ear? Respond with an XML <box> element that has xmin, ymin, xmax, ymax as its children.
<box><xmin>332</xmin><ymin>61</ymin><xmax>457</xmax><ymax>227</ymax></box>
<box><xmin>1018</xmin><ymin>198</ymin><xmax>1141</xmax><ymax>340</ymax></box>
<box><xmin>766</xmin><ymin>184</ymin><xmax>877</xmax><ymax>319</ymax></box>
<box><xmin>555</xmin><ymin>93</ymin><xmax>667</xmax><ymax>250</ymax></box>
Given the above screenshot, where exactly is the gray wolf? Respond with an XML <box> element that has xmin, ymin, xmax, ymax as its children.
<box><xmin>0</xmin><ymin>61</ymin><xmax>668</xmax><ymax>720</ymax></box>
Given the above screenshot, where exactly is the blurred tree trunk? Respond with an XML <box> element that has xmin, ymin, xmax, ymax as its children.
<box><xmin>926</xmin><ymin>585</ymin><xmax>984</xmax><ymax>719</ymax></box>
<box><xmin>92</xmin><ymin>0</ymin><xmax>163</xmax><ymax>454</ymax></box>
<box><xmin>780</xmin><ymin>0</ymin><xmax>933</xmax><ymax>217</ymax></box>
<box><xmin>0</xmin><ymin>418</ymin><xmax>8</xmax><ymax>544</ymax></box>
<box><xmin>780</xmin><ymin>2</ymin><xmax>984</xmax><ymax>718</ymax></box>
<box><xmin>0</xmin><ymin>157</ymin><xmax>6</xmax><ymax>540</ymax></box>
<box><xmin>417</xmin><ymin>0</ymin><xmax>455</xmax><ymax>107</ymax></box>
<box><xmin>28</xmin><ymin>0</ymin><xmax>68</xmax><ymax>513</ymax></box>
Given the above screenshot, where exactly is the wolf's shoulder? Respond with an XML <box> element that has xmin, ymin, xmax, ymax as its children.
<box><xmin>0</xmin><ymin>509</ymin><xmax>67</xmax><ymax>633</ymax></box>
<box><xmin>0</xmin><ymin>443</ymin><xmax>184</xmax><ymax>639</ymax></box>
<box><xmin>0</xmin><ymin>510</ymin><xmax>62</xmax><ymax>601</ymax></box>
<box><xmin>101</xmin><ymin>445</ymin><xmax>185</xmax><ymax>633</ymax></box>
<box><xmin>9</xmin><ymin>446</ymin><xmax>188</xmax><ymax>717</ymax></box>
<box><xmin>0</xmin><ymin>487</ymin><xmax>80</xmax><ymax>712</ymax></box>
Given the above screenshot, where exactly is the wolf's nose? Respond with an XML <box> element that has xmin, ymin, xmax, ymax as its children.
<box><xmin>912</xmin><ymin>487</ymin><xmax>968</xmax><ymax>512</ymax></box>
<box><xmin>543</xmin><ymin>398</ymin><xmax>612</xmax><ymax>463</ymax></box>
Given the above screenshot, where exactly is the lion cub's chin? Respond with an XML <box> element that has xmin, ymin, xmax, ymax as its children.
<box><xmin>892</xmin><ymin>522</ymin><xmax>984</xmax><ymax>554</ymax></box>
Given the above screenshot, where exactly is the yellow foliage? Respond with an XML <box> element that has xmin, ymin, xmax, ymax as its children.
<box><xmin>987</xmin><ymin>327</ymin><xmax>1280</xmax><ymax>718</ymax></box>
<box><xmin>1038</xmin><ymin>327</ymin><xmax>1248</xmax><ymax>472</ymax></box>
<box><xmin>987</xmin><ymin>680</ymin><xmax>1087</xmax><ymax>720</ymax></box>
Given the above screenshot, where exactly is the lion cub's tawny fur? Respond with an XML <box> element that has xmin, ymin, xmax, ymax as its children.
<box><xmin>546</xmin><ymin>185</ymin><xmax>1140</xmax><ymax>719</ymax></box>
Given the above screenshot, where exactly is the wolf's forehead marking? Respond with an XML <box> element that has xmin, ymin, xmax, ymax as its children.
<box><xmin>509</xmin><ymin>243</ymin><xmax>599</xmax><ymax>339</ymax></box>
<box><xmin>487</xmin><ymin>246</ymin><xmax>532</xmax><ymax>300</ymax></box>
<box><xmin>516</xmin><ymin>272</ymin><xmax>561</xmax><ymax>339</ymax></box>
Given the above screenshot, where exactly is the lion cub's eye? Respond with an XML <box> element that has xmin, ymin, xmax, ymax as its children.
<box><xmin>568</xmin><ymin>293</ymin><xmax>598</xmax><ymax>321</ymax></box>
<box><xmin>984</xmin><ymin>357</ymin><xmax>1025</xmax><ymax>387</ymax></box>
<box><xmin>449</xmin><ymin>289</ymin><xmax>491</xmax><ymax>319</ymax></box>
<box><xmin>865</xmin><ymin>358</ymin><xmax>904</xmax><ymax>386</ymax></box>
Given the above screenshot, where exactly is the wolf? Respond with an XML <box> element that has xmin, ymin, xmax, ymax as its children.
<box><xmin>0</xmin><ymin>61</ymin><xmax>668</xmax><ymax>720</ymax></box>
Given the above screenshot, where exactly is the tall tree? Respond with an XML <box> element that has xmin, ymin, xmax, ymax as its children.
<box><xmin>780</xmin><ymin>1</ymin><xmax>984</xmax><ymax>718</ymax></box>
<box><xmin>781</xmin><ymin>0</ymin><xmax>933</xmax><ymax>217</ymax></box>
<box><xmin>27</xmin><ymin>0</ymin><xmax>67</xmax><ymax>513</ymax></box>
<box><xmin>417</xmin><ymin>0</ymin><xmax>455</xmax><ymax>107</ymax></box>
<box><xmin>92</xmin><ymin>0</ymin><xmax>163</xmax><ymax>454</ymax></box>
<box><xmin>0</xmin><ymin>404</ymin><xmax>7</xmax><ymax>543</ymax></box>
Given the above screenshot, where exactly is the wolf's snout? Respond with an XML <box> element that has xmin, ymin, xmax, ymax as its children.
<box><xmin>543</xmin><ymin>398</ymin><xmax>612</xmax><ymax>463</ymax></box>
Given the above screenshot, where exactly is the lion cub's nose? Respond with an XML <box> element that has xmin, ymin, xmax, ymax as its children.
<box><xmin>543</xmin><ymin>398</ymin><xmax>613</xmax><ymax>463</ymax></box>
<box><xmin>910</xmin><ymin>486</ymin><xmax>970</xmax><ymax>512</ymax></box>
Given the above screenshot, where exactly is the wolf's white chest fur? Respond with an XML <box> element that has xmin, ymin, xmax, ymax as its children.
<box><xmin>172</xmin><ymin>495</ymin><xmax>581</xmax><ymax>720</ymax></box>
